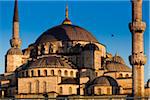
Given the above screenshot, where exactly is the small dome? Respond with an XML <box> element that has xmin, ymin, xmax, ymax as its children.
<box><xmin>105</xmin><ymin>63</ymin><xmax>131</xmax><ymax>72</ymax></box>
<box><xmin>112</xmin><ymin>54</ymin><xmax>125</xmax><ymax>64</ymax></box>
<box><xmin>83</xmin><ymin>43</ymin><xmax>99</xmax><ymax>51</ymax></box>
<box><xmin>92</xmin><ymin>76</ymin><xmax>118</xmax><ymax>86</ymax></box>
<box><xmin>7</xmin><ymin>48</ymin><xmax>23</xmax><ymax>55</ymax></box>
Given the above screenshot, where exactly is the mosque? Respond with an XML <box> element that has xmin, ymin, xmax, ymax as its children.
<box><xmin>0</xmin><ymin>0</ymin><xmax>149</xmax><ymax>98</ymax></box>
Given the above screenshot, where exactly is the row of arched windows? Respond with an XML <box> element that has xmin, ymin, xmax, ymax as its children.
<box><xmin>59</xmin><ymin>87</ymin><xmax>72</xmax><ymax>94</ymax></box>
<box><xmin>28</xmin><ymin>80</ymin><xmax>46</xmax><ymax>93</ymax></box>
<box><xmin>119</xmin><ymin>73</ymin><xmax>130</xmax><ymax>78</ymax></box>
<box><xmin>21</xmin><ymin>69</ymin><xmax>75</xmax><ymax>77</ymax></box>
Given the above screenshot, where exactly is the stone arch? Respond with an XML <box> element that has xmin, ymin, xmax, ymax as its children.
<box><xmin>38</xmin><ymin>70</ymin><xmax>40</xmax><ymax>76</ymax></box>
<box><xmin>59</xmin><ymin>87</ymin><xmax>63</xmax><ymax>94</ymax></box>
<box><xmin>98</xmin><ymin>88</ymin><xmax>101</xmax><ymax>95</ymax></box>
<box><xmin>43</xmin><ymin>81</ymin><xmax>46</xmax><ymax>93</ymax></box>
<box><xmin>44</xmin><ymin>70</ymin><xmax>47</xmax><ymax>76</ymax></box>
<box><xmin>58</xmin><ymin>70</ymin><xmax>61</xmax><ymax>76</ymax></box>
<box><xmin>64</xmin><ymin>70</ymin><xmax>68</xmax><ymax>76</ymax></box>
<box><xmin>69</xmin><ymin>87</ymin><xmax>72</xmax><ymax>94</ymax></box>
<box><xmin>125</xmin><ymin>74</ymin><xmax>129</xmax><ymax>78</ymax></box>
<box><xmin>35</xmin><ymin>80</ymin><xmax>39</xmax><ymax>93</ymax></box>
<box><xmin>119</xmin><ymin>73</ymin><xmax>123</xmax><ymax>78</ymax></box>
<box><xmin>107</xmin><ymin>88</ymin><xmax>111</xmax><ymax>94</ymax></box>
<box><xmin>28</xmin><ymin>82</ymin><xmax>31</xmax><ymax>93</ymax></box>
<box><xmin>31</xmin><ymin>70</ymin><xmax>34</xmax><ymax>76</ymax></box>
<box><xmin>51</xmin><ymin>70</ymin><xmax>54</xmax><ymax>76</ymax></box>
<box><xmin>70</xmin><ymin>71</ymin><xmax>73</xmax><ymax>77</ymax></box>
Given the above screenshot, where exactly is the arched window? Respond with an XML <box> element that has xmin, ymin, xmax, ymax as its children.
<box><xmin>70</xmin><ymin>71</ymin><xmax>73</xmax><ymax>77</ymax></box>
<box><xmin>107</xmin><ymin>88</ymin><xmax>110</xmax><ymax>95</ymax></box>
<box><xmin>22</xmin><ymin>72</ymin><xmax>24</xmax><ymax>77</ymax></box>
<box><xmin>64</xmin><ymin>70</ymin><xmax>68</xmax><ymax>76</ymax></box>
<box><xmin>26</xmin><ymin>71</ymin><xmax>28</xmax><ymax>77</ymax></box>
<box><xmin>125</xmin><ymin>74</ymin><xmax>129</xmax><ymax>78</ymax></box>
<box><xmin>43</xmin><ymin>81</ymin><xmax>46</xmax><ymax>93</ymax></box>
<box><xmin>69</xmin><ymin>87</ymin><xmax>72</xmax><ymax>94</ymax></box>
<box><xmin>96</xmin><ymin>72</ymin><xmax>98</xmax><ymax>76</ymax></box>
<box><xmin>35</xmin><ymin>80</ymin><xmax>39</xmax><ymax>93</ymax></box>
<box><xmin>51</xmin><ymin>70</ymin><xmax>54</xmax><ymax>76</ymax></box>
<box><xmin>38</xmin><ymin>70</ymin><xmax>40</xmax><ymax>76</ymax></box>
<box><xmin>31</xmin><ymin>70</ymin><xmax>34</xmax><ymax>76</ymax></box>
<box><xmin>58</xmin><ymin>70</ymin><xmax>61</xmax><ymax>76</ymax></box>
<box><xmin>59</xmin><ymin>87</ymin><xmax>63</xmax><ymax>94</ymax></box>
<box><xmin>119</xmin><ymin>73</ymin><xmax>123</xmax><ymax>78</ymax></box>
<box><xmin>28</xmin><ymin>82</ymin><xmax>31</xmax><ymax>93</ymax></box>
<box><xmin>98</xmin><ymin>88</ymin><xmax>101</xmax><ymax>95</ymax></box>
<box><xmin>44</xmin><ymin>70</ymin><xmax>47</xmax><ymax>76</ymax></box>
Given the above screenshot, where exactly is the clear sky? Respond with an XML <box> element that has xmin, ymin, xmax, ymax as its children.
<box><xmin>0</xmin><ymin>0</ymin><xmax>149</xmax><ymax>82</ymax></box>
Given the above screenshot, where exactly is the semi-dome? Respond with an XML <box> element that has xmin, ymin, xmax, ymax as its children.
<box><xmin>105</xmin><ymin>63</ymin><xmax>131</xmax><ymax>72</ymax></box>
<box><xmin>35</xmin><ymin>24</ymin><xmax>98</xmax><ymax>45</ymax></box>
<box><xmin>17</xmin><ymin>56</ymin><xmax>75</xmax><ymax>70</ymax></box>
<box><xmin>92</xmin><ymin>76</ymin><xmax>118</xmax><ymax>86</ymax></box>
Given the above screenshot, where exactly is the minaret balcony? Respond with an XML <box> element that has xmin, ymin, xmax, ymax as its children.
<box><xmin>129</xmin><ymin>21</ymin><xmax>146</xmax><ymax>33</ymax></box>
<box><xmin>10</xmin><ymin>38</ymin><xmax>22</xmax><ymax>48</ymax></box>
<box><xmin>129</xmin><ymin>53</ymin><xmax>147</xmax><ymax>65</ymax></box>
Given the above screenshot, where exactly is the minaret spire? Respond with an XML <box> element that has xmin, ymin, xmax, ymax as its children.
<box><xmin>13</xmin><ymin>0</ymin><xmax>19</xmax><ymax>22</ymax></box>
<box><xmin>129</xmin><ymin>0</ymin><xmax>146</xmax><ymax>97</ymax></box>
<box><xmin>62</xmin><ymin>4</ymin><xmax>72</xmax><ymax>25</ymax></box>
<box><xmin>10</xmin><ymin>0</ymin><xmax>22</xmax><ymax>48</ymax></box>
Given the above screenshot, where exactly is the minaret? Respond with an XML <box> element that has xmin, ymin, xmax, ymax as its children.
<box><xmin>62</xmin><ymin>4</ymin><xmax>72</xmax><ymax>25</ymax></box>
<box><xmin>129</xmin><ymin>0</ymin><xmax>146</xmax><ymax>97</ymax></box>
<box><xmin>5</xmin><ymin>0</ymin><xmax>22</xmax><ymax>73</ymax></box>
<box><xmin>10</xmin><ymin>0</ymin><xmax>22</xmax><ymax>48</ymax></box>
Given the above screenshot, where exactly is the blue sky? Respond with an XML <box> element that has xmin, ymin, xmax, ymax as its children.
<box><xmin>0</xmin><ymin>0</ymin><xmax>149</xmax><ymax>82</ymax></box>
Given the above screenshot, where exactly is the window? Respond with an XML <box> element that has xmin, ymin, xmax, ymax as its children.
<box><xmin>96</xmin><ymin>72</ymin><xmax>98</xmax><ymax>76</ymax></box>
<box><xmin>69</xmin><ymin>87</ymin><xmax>72</xmax><ymax>94</ymax></box>
<box><xmin>70</xmin><ymin>71</ymin><xmax>73</xmax><ymax>77</ymax></box>
<box><xmin>22</xmin><ymin>72</ymin><xmax>24</xmax><ymax>77</ymax></box>
<box><xmin>51</xmin><ymin>70</ymin><xmax>54</xmax><ymax>76</ymax></box>
<box><xmin>119</xmin><ymin>73</ymin><xmax>123</xmax><ymax>78</ymax></box>
<box><xmin>28</xmin><ymin>82</ymin><xmax>31</xmax><ymax>93</ymax></box>
<box><xmin>107</xmin><ymin>88</ymin><xmax>110</xmax><ymax>95</ymax></box>
<box><xmin>58</xmin><ymin>70</ymin><xmax>61</xmax><ymax>76</ymax></box>
<box><xmin>43</xmin><ymin>81</ymin><xmax>46</xmax><ymax>93</ymax></box>
<box><xmin>44</xmin><ymin>70</ymin><xmax>47</xmax><ymax>76</ymax></box>
<box><xmin>59</xmin><ymin>87</ymin><xmax>63</xmax><ymax>94</ymax></box>
<box><xmin>26</xmin><ymin>71</ymin><xmax>28</xmax><ymax>77</ymax></box>
<box><xmin>98</xmin><ymin>88</ymin><xmax>101</xmax><ymax>95</ymax></box>
<box><xmin>38</xmin><ymin>70</ymin><xmax>40</xmax><ymax>76</ymax></box>
<box><xmin>125</xmin><ymin>74</ymin><xmax>129</xmax><ymax>78</ymax></box>
<box><xmin>64</xmin><ymin>70</ymin><xmax>68</xmax><ymax>76</ymax></box>
<box><xmin>31</xmin><ymin>70</ymin><xmax>34</xmax><ymax>76</ymax></box>
<box><xmin>35</xmin><ymin>80</ymin><xmax>39</xmax><ymax>93</ymax></box>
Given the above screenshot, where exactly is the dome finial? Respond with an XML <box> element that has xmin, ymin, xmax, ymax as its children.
<box><xmin>62</xmin><ymin>4</ymin><xmax>72</xmax><ymax>25</ymax></box>
<box><xmin>65</xmin><ymin>4</ymin><xmax>69</xmax><ymax>19</ymax></box>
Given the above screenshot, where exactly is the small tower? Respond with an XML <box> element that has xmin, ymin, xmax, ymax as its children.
<box><xmin>5</xmin><ymin>0</ymin><xmax>22</xmax><ymax>73</ymax></box>
<box><xmin>129</xmin><ymin>0</ymin><xmax>146</xmax><ymax>97</ymax></box>
<box><xmin>62</xmin><ymin>4</ymin><xmax>72</xmax><ymax>25</ymax></box>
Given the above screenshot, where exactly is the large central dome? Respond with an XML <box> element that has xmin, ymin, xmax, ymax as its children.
<box><xmin>35</xmin><ymin>24</ymin><xmax>98</xmax><ymax>45</ymax></box>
